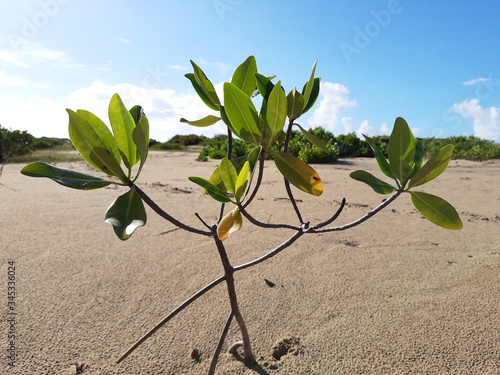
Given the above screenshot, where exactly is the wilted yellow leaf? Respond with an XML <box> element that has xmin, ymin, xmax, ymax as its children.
<box><xmin>217</xmin><ymin>207</ymin><xmax>243</xmax><ymax>241</ymax></box>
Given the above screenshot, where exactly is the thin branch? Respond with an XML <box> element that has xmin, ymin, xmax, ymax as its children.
<box><xmin>218</xmin><ymin>203</ymin><xmax>226</xmax><ymax>224</ymax></box>
<box><xmin>242</xmin><ymin>152</ymin><xmax>265</xmax><ymax>208</ymax></box>
<box><xmin>281</xmin><ymin>119</ymin><xmax>304</xmax><ymax>224</ymax></box>
<box><xmin>117</xmin><ymin>275</ymin><xmax>226</xmax><ymax>364</ymax></box>
<box><xmin>134</xmin><ymin>185</ymin><xmax>212</xmax><ymax>236</ymax></box>
<box><xmin>227</xmin><ymin>128</ymin><xmax>233</xmax><ymax>160</ymax></box>
<box><xmin>195</xmin><ymin>212</ymin><xmax>211</xmax><ymax>230</ymax></box>
<box><xmin>284</xmin><ymin>179</ymin><xmax>304</xmax><ymax>224</ymax></box>
<box><xmin>238</xmin><ymin>204</ymin><xmax>300</xmax><ymax>230</ymax></box>
<box><xmin>208</xmin><ymin>311</ymin><xmax>234</xmax><ymax>375</ymax></box>
<box><xmin>309</xmin><ymin>191</ymin><xmax>402</xmax><ymax>233</ymax></box>
<box><xmin>311</xmin><ymin>198</ymin><xmax>346</xmax><ymax>229</ymax></box>
<box><xmin>234</xmin><ymin>227</ymin><xmax>306</xmax><ymax>272</ymax></box>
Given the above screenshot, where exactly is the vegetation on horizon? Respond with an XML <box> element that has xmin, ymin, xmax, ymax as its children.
<box><xmin>21</xmin><ymin>56</ymin><xmax>463</xmax><ymax>374</ymax></box>
<box><xmin>2</xmin><ymin>125</ymin><xmax>499</xmax><ymax>164</ymax></box>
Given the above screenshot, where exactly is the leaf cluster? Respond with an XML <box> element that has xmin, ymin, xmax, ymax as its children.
<box><xmin>350</xmin><ymin>117</ymin><xmax>462</xmax><ymax>230</ymax></box>
<box><xmin>21</xmin><ymin>94</ymin><xmax>150</xmax><ymax>240</ymax></box>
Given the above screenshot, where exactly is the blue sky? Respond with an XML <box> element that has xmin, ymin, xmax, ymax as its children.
<box><xmin>1</xmin><ymin>0</ymin><xmax>499</xmax><ymax>142</ymax></box>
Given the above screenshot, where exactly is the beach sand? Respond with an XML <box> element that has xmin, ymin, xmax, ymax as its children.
<box><xmin>1</xmin><ymin>151</ymin><xmax>499</xmax><ymax>374</ymax></box>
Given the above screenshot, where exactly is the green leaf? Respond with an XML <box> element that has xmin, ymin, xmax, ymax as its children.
<box><xmin>297</xmin><ymin>124</ymin><xmax>330</xmax><ymax>153</ymax></box>
<box><xmin>266</xmin><ymin>80</ymin><xmax>287</xmax><ymax>147</ymax></box>
<box><xmin>21</xmin><ymin>162</ymin><xmax>113</xmax><ymax>190</ymax></box>
<box><xmin>244</xmin><ymin>146</ymin><xmax>261</xmax><ymax>197</ymax></box>
<box><xmin>180</xmin><ymin>115</ymin><xmax>221</xmax><ymax>127</ymax></box>
<box><xmin>302</xmin><ymin>60</ymin><xmax>317</xmax><ymax>110</ymax></box>
<box><xmin>363</xmin><ymin>134</ymin><xmax>395</xmax><ymax>180</ymax></box>
<box><xmin>287</xmin><ymin>88</ymin><xmax>304</xmax><ymax>120</ymax></box>
<box><xmin>255</xmin><ymin>73</ymin><xmax>275</xmax><ymax>99</ymax></box>
<box><xmin>223</xmin><ymin>82</ymin><xmax>261</xmax><ymax>144</ymax></box>
<box><xmin>388</xmin><ymin>117</ymin><xmax>417</xmax><ymax>186</ymax></box>
<box><xmin>350</xmin><ymin>170</ymin><xmax>396</xmax><ymax>194</ymax></box>
<box><xmin>409</xmin><ymin>191</ymin><xmax>463</xmax><ymax>230</ymax></box>
<box><xmin>219</xmin><ymin>157</ymin><xmax>238</xmax><ymax>195</ymax></box>
<box><xmin>411</xmin><ymin>140</ymin><xmax>425</xmax><ymax>178</ymax></box>
<box><xmin>302</xmin><ymin>77</ymin><xmax>320</xmax><ymax>114</ymax></box>
<box><xmin>231</xmin><ymin>56</ymin><xmax>257</xmax><ymax>97</ymax></box>
<box><xmin>274</xmin><ymin>152</ymin><xmax>323</xmax><ymax>196</ymax></box>
<box><xmin>218</xmin><ymin>207</ymin><xmax>243</xmax><ymax>241</ymax></box>
<box><xmin>105</xmin><ymin>187</ymin><xmax>147</xmax><ymax>240</ymax></box>
<box><xmin>408</xmin><ymin>144</ymin><xmax>454</xmax><ymax>188</ymax></box>
<box><xmin>185</xmin><ymin>73</ymin><xmax>220</xmax><ymax>111</ymax></box>
<box><xmin>108</xmin><ymin>94</ymin><xmax>138</xmax><ymax>169</ymax></box>
<box><xmin>190</xmin><ymin>60</ymin><xmax>221</xmax><ymax>110</ymax></box>
<box><xmin>218</xmin><ymin>106</ymin><xmax>239</xmax><ymax>135</ymax></box>
<box><xmin>234</xmin><ymin>161</ymin><xmax>250</xmax><ymax>201</ymax></box>
<box><xmin>67</xmin><ymin>109</ymin><xmax>127</xmax><ymax>181</ymax></box>
<box><xmin>188</xmin><ymin>176</ymin><xmax>232</xmax><ymax>203</ymax></box>
<box><xmin>130</xmin><ymin>105</ymin><xmax>150</xmax><ymax>180</ymax></box>
<box><xmin>76</xmin><ymin>109</ymin><xmax>121</xmax><ymax>163</ymax></box>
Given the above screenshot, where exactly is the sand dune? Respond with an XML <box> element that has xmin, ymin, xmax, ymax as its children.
<box><xmin>1</xmin><ymin>152</ymin><xmax>499</xmax><ymax>374</ymax></box>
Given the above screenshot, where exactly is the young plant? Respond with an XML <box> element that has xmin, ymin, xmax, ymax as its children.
<box><xmin>20</xmin><ymin>56</ymin><xmax>462</xmax><ymax>374</ymax></box>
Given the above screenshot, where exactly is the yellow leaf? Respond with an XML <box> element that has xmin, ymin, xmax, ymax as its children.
<box><xmin>217</xmin><ymin>207</ymin><xmax>243</xmax><ymax>241</ymax></box>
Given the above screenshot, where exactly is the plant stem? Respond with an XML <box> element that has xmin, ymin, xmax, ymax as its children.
<box><xmin>234</xmin><ymin>226</ymin><xmax>306</xmax><ymax>272</ymax></box>
<box><xmin>117</xmin><ymin>275</ymin><xmax>226</xmax><ymax>364</ymax></box>
<box><xmin>238</xmin><ymin>204</ymin><xmax>300</xmax><ymax>230</ymax></box>
<box><xmin>134</xmin><ymin>185</ymin><xmax>211</xmax><ymax>236</ymax></box>
<box><xmin>242</xmin><ymin>152</ymin><xmax>265</xmax><ymax>208</ymax></box>
<box><xmin>282</xmin><ymin>119</ymin><xmax>304</xmax><ymax>224</ymax></box>
<box><xmin>208</xmin><ymin>311</ymin><xmax>234</xmax><ymax>375</ymax></box>
<box><xmin>212</xmin><ymin>225</ymin><xmax>255</xmax><ymax>365</ymax></box>
<box><xmin>310</xmin><ymin>191</ymin><xmax>402</xmax><ymax>233</ymax></box>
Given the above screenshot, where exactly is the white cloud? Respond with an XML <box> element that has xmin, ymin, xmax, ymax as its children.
<box><xmin>463</xmin><ymin>77</ymin><xmax>491</xmax><ymax>85</ymax></box>
<box><xmin>0</xmin><ymin>80</ymin><xmax>229</xmax><ymax>141</ymax></box>
<box><xmin>308</xmin><ymin>82</ymin><xmax>357</xmax><ymax>133</ymax></box>
<box><xmin>356</xmin><ymin>120</ymin><xmax>374</xmax><ymax>138</ymax></box>
<box><xmin>451</xmin><ymin>99</ymin><xmax>500</xmax><ymax>142</ymax></box>
<box><xmin>118</xmin><ymin>38</ymin><xmax>130</xmax><ymax>44</ymax></box>
<box><xmin>0</xmin><ymin>70</ymin><xmax>51</xmax><ymax>88</ymax></box>
<box><xmin>380</xmin><ymin>122</ymin><xmax>390</xmax><ymax>135</ymax></box>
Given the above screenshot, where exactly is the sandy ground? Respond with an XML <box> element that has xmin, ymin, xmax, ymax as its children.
<box><xmin>1</xmin><ymin>151</ymin><xmax>499</xmax><ymax>374</ymax></box>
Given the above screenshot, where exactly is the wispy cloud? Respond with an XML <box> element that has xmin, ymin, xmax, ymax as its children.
<box><xmin>198</xmin><ymin>58</ymin><xmax>231</xmax><ymax>76</ymax></box>
<box><xmin>169</xmin><ymin>65</ymin><xmax>188</xmax><ymax>71</ymax></box>
<box><xmin>463</xmin><ymin>77</ymin><xmax>491</xmax><ymax>85</ymax></box>
<box><xmin>118</xmin><ymin>38</ymin><xmax>130</xmax><ymax>44</ymax></box>
<box><xmin>0</xmin><ymin>40</ymin><xmax>80</xmax><ymax>70</ymax></box>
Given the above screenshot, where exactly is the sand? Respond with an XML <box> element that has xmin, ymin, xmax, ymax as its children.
<box><xmin>1</xmin><ymin>151</ymin><xmax>499</xmax><ymax>374</ymax></box>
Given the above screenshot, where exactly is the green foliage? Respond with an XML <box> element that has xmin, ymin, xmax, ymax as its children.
<box><xmin>21</xmin><ymin>162</ymin><xmax>113</xmax><ymax>190</ymax></box>
<box><xmin>151</xmin><ymin>134</ymin><xmax>209</xmax><ymax>151</ymax></box>
<box><xmin>420</xmin><ymin>135</ymin><xmax>500</xmax><ymax>161</ymax></box>
<box><xmin>21</xmin><ymin>94</ymin><xmax>150</xmax><ymax>240</ymax></box>
<box><xmin>105</xmin><ymin>187</ymin><xmax>147</xmax><ymax>240</ymax></box>
<box><xmin>0</xmin><ymin>126</ymin><xmax>33</xmax><ymax>161</ymax></box>
<box><xmin>350</xmin><ymin>117</ymin><xmax>463</xmax><ymax>230</ymax></box>
<box><xmin>288</xmin><ymin>127</ymin><xmax>338</xmax><ymax>163</ymax></box>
